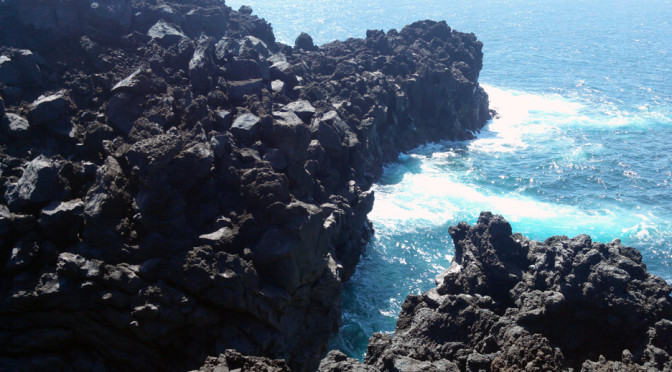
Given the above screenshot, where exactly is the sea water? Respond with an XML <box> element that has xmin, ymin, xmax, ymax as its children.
<box><xmin>228</xmin><ymin>0</ymin><xmax>672</xmax><ymax>359</ymax></box>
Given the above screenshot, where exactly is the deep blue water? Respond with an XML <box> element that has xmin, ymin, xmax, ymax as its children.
<box><xmin>230</xmin><ymin>0</ymin><xmax>672</xmax><ymax>360</ymax></box>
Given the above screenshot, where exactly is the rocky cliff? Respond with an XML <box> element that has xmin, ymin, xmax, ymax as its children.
<box><xmin>322</xmin><ymin>213</ymin><xmax>672</xmax><ymax>371</ymax></box>
<box><xmin>0</xmin><ymin>0</ymin><xmax>490</xmax><ymax>371</ymax></box>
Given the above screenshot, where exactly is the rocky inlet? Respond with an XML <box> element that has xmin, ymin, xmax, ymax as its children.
<box><xmin>320</xmin><ymin>213</ymin><xmax>672</xmax><ymax>372</ymax></box>
<box><xmin>0</xmin><ymin>0</ymin><xmax>490</xmax><ymax>371</ymax></box>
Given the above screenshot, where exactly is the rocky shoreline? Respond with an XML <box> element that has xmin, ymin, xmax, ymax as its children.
<box><xmin>321</xmin><ymin>213</ymin><xmax>672</xmax><ymax>372</ymax></box>
<box><xmin>0</xmin><ymin>0</ymin><xmax>489</xmax><ymax>371</ymax></box>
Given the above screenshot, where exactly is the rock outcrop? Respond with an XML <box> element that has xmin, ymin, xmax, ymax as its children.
<box><xmin>0</xmin><ymin>1</ymin><xmax>490</xmax><ymax>371</ymax></box>
<box><xmin>337</xmin><ymin>213</ymin><xmax>672</xmax><ymax>371</ymax></box>
<box><xmin>193</xmin><ymin>349</ymin><xmax>290</xmax><ymax>372</ymax></box>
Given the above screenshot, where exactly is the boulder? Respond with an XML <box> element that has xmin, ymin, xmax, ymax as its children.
<box><xmin>272</xmin><ymin>110</ymin><xmax>304</xmax><ymax>127</ymax></box>
<box><xmin>268</xmin><ymin>111</ymin><xmax>311</xmax><ymax>162</ymax></box>
<box><xmin>227</xmin><ymin>79</ymin><xmax>265</xmax><ymax>100</ymax></box>
<box><xmin>111</xmin><ymin>68</ymin><xmax>166</xmax><ymax>95</ymax></box>
<box><xmin>198</xmin><ymin>227</ymin><xmax>235</xmax><ymax>248</ymax></box>
<box><xmin>240</xmin><ymin>167</ymin><xmax>290</xmax><ymax>208</ymax></box>
<box><xmin>267</xmin><ymin>53</ymin><xmax>287</xmax><ymax>65</ymax></box>
<box><xmin>283</xmin><ymin>100</ymin><xmax>316</xmax><ymax>122</ymax></box>
<box><xmin>170</xmin><ymin>141</ymin><xmax>215</xmax><ymax>191</ymax></box>
<box><xmin>189</xmin><ymin>42</ymin><xmax>215</xmax><ymax>92</ymax></box>
<box><xmin>106</xmin><ymin>91</ymin><xmax>141</xmax><ymax>134</ymax></box>
<box><xmin>270</xmin><ymin>61</ymin><xmax>299</xmax><ymax>86</ymax></box>
<box><xmin>124</xmin><ymin>133</ymin><xmax>214</xmax><ymax>193</ymax></box>
<box><xmin>271</xmin><ymin>80</ymin><xmax>285</xmax><ymax>94</ymax></box>
<box><xmin>4</xmin><ymin>155</ymin><xmax>65</xmax><ymax>210</ymax></box>
<box><xmin>241</xmin><ymin>36</ymin><xmax>270</xmax><ymax>59</ymax></box>
<box><xmin>210</xmin><ymin>132</ymin><xmax>233</xmax><ymax>159</ymax></box>
<box><xmin>0</xmin><ymin>54</ymin><xmax>19</xmax><ymax>86</ymax></box>
<box><xmin>2</xmin><ymin>113</ymin><xmax>30</xmax><ymax>138</ymax></box>
<box><xmin>311</xmin><ymin>111</ymin><xmax>349</xmax><ymax>151</ymax></box>
<box><xmin>214</xmin><ymin>37</ymin><xmax>240</xmax><ymax>62</ymax></box>
<box><xmin>225</xmin><ymin>58</ymin><xmax>266</xmax><ymax>81</ymax></box>
<box><xmin>230</xmin><ymin>113</ymin><xmax>261</xmax><ymax>140</ymax></box>
<box><xmin>28</xmin><ymin>91</ymin><xmax>72</xmax><ymax>127</ymax></box>
<box><xmin>107</xmin><ymin>69</ymin><xmax>166</xmax><ymax>134</ymax></box>
<box><xmin>238</xmin><ymin>6</ymin><xmax>253</xmax><ymax>15</ymax></box>
<box><xmin>123</xmin><ymin>133</ymin><xmax>180</xmax><ymax>176</ymax></box>
<box><xmin>148</xmin><ymin>20</ymin><xmax>188</xmax><ymax>47</ymax></box>
<box><xmin>295</xmin><ymin>32</ymin><xmax>317</xmax><ymax>51</ymax></box>
<box><xmin>84</xmin><ymin>156</ymin><xmax>129</xmax><ymax>223</ymax></box>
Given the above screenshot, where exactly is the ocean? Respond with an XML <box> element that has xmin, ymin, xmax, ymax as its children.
<box><xmin>228</xmin><ymin>0</ymin><xmax>672</xmax><ymax>360</ymax></box>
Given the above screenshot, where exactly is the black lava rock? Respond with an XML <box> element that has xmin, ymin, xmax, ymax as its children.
<box><xmin>0</xmin><ymin>1</ymin><xmax>491</xmax><ymax>371</ymax></box>
<box><xmin>334</xmin><ymin>213</ymin><xmax>672</xmax><ymax>372</ymax></box>
<box><xmin>295</xmin><ymin>32</ymin><xmax>317</xmax><ymax>51</ymax></box>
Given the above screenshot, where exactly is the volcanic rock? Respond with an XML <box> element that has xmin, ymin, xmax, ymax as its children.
<box><xmin>148</xmin><ymin>20</ymin><xmax>188</xmax><ymax>47</ymax></box>
<box><xmin>1</xmin><ymin>113</ymin><xmax>30</xmax><ymax>138</ymax></box>
<box><xmin>283</xmin><ymin>100</ymin><xmax>316</xmax><ymax>122</ymax></box>
<box><xmin>0</xmin><ymin>1</ymin><xmax>490</xmax><ymax>371</ymax></box>
<box><xmin>194</xmin><ymin>349</ymin><xmax>290</xmax><ymax>372</ymax></box>
<box><xmin>4</xmin><ymin>155</ymin><xmax>66</xmax><ymax>210</ymax></box>
<box><xmin>28</xmin><ymin>91</ymin><xmax>72</xmax><ymax>127</ymax></box>
<box><xmin>338</xmin><ymin>213</ymin><xmax>672</xmax><ymax>372</ymax></box>
<box><xmin>0</xmin><ymin>49</ymin><xmax>42</xmax><ymax>89</ymax></box>
<box><xmin>39</xmin><ymin>199</ymin><xmax>84</xmax><ymax>243</ymax></box>
<box><xmin>231</xmin><ymin>112</ymin><xmax>262</xmax><ymax>140</ymax></box>
<box><xmin>295</xmin><ymin>32</ymin><xmax>317</xmax><ymax>51</ymax></box>
<box><xmin>319</xmin><ymin>351</ymin><xmax>377</xmax><ymax>372</ymax></box>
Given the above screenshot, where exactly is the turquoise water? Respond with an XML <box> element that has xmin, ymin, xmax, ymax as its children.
<box><xmin>229</xmin><ymin>0</ymin><xmax>672</xmax><ymax>360</ymax></box>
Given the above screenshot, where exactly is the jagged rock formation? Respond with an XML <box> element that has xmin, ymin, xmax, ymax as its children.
<box><xmin>331</xmin><ymin>213</ymin><xmax>671</xmax><ymax>371</ymax></box>
<box><xmin>193</xmin><ymin>349</ymin><xmax>290</xmax><ymax>372</ymax></box>
<box><xmin>0</xmin><ymin>0</ymin><xmax>490</xmax><ymax>371</ymax></box>
<box><xmin>320</xmin><ymin>351</ymin><xmax>377</xmax><ymax>372</ymax></box>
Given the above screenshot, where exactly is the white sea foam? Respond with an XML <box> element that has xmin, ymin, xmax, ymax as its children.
<box><xmin>477</xmin><ymin>84</ymin><xmax>672</xmax><ymax>155</ymax></box>
<box><xmin>468</xmin><ymin>85</ymin><xmax>584</xmax><ymax>154</ymax></box>
<box><xmin>372</xmin><ymin>85</ymin><xmax>672</xmax><ymax>242</ymax></box>
<box><xmin>370</xmin><ymin>166</ymin><xmax>629</xmax><ymax>240</ymax></box>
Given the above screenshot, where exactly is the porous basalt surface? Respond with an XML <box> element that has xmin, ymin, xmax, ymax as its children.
<box><xmin>332</xmin><ymin>213</ymin><xmax>672</xmax><ymax>371</ymax></box>
<box><xmin>0</xmin><ymin>1</ymin><xmax>490</xmax><ymax>371</ymax></box>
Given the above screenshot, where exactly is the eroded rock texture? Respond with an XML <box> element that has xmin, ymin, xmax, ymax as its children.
<box><xmin>351</xmin><ymin>213</ymin><xmax>672</xmax><ymax>372</ymax></box>
<box><xmin>0</xmin><ymin>0</ymin><xmax>489</xmax><ymax>371</ymax></box>
<box><xmin>193</xmin><ymin>349</ymin><xmax>290</xmax><ymax>372</ymax></box>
